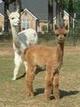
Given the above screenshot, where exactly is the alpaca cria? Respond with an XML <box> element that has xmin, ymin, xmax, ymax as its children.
<box><xmin>24</xmin><ymin>25</ymin><xmax>69</xmax><ymax>100</ymax></box>
<box><xmin>7</xmin><ymin>9</ymin><xmax>38</xmax><ymax>80</ymax></box>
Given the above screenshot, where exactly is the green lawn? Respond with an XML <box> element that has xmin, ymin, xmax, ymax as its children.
<box><xmin>0</xmin><ymin>45</ymin><xmax>80</xmax><ymax>107</ymax></box>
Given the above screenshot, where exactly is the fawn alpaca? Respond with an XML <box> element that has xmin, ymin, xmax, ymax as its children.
<box><xmin>7</xmin><ymin>9</ymin><xmax>38</xmax><ymax>80</ymax></box>
<box><xmin>24</xmin><ymin>24</ymin><xmax>69</xmax><ymax>99</ymax></box>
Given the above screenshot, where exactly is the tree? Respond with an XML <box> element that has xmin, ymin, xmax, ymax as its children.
<box><xmin>3</xmin><ymin>0</ymin><xmax>22</xmax><ymax>32</ymax></box>
<box><xmin>16</xmin><ymin>0</ymin><xmax>22</xmax><ymax>31</ymax></box>
<box><xmin>55</xmin><ymin>0</ymin><xmax>64</xmax><ymax>26</ymax></box>
<box><xmin>73</xmin><ymin>0</ymin><xmax>80</xmax><ymax>19</ymax></box>
<box><xmin>68</xmin><ymin>0</ymin><xmax>74</xmax><ymax>27</ymax></box>
<box><xmin>48</xmin><ymin>0</ymin><xmax>53</xmax><ymax>32</ymax></box>
<box><xmin>4</xmin><ymin>0</ymin><xmax>9</xmax><ymax>32</ymax></box>
<box><xmin>3</xmin><ymin>0</ymin><xmax>16</xmax><ymax>32</ymax></box>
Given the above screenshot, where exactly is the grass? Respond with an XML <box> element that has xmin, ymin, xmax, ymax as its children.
<box><xmin>0</xmin><ymin>42</ymin><xmax>80</xmax><ymax>107</ymax></box>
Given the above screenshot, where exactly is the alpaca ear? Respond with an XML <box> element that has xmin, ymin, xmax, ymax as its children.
<box><xmin>16</xmin><ymin>8</ymin><xmax>19</xmax><ymax>13</ymax></box>
<box><xmin>65</xmin><ymin>25</ymin><xmax>68</xmax><ymax>30</ymax></box>
<box><xmin>65</xmin><ymin>25</ymin><xmax>69</xmax><ymax>34</ymax></box>
<box><xmin>7</xmin><ymin>10</ymin><xmax>10</xmax><ymax>16</ymax></box>
<box><xmin>55</xmin><ymin>25</ymin><xmax>59</xmax><ymax>30</ymax></box>
<box><xmin>54</xmin><ymin>24</ymin><xmax>59</xmax><ymax>34</ymax></box>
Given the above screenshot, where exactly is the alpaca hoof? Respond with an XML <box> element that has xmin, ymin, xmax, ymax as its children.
<box><xmin>54</xmin><ymin>93</ymin><xmax>60</xmax><ymax>100</ymax></box>
<box><xmin>53</xmin><ymin>89</ymin><xmax>60</xmax><ymax>100</ymax></box>
<box><xmin>44</xmin><ymin>93</ymin><xmax>50</xmax><ymax>100</ymax></box>
<box><xmin>26</xmin><ymin>92</ymin><xmax>34</xmax><ymax>97</ymax></box>
<box><xmin>55</xmin><ymin>96</ymin><xmax>60</xmax><ymax>100</ymax></box>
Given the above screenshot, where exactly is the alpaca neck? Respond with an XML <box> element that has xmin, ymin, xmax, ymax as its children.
<box><xmin>11</xmin><ymin>25</ymin><xmax>19</xmax><ymax>42</ymax></box>
<box><xmin>56</xmin><ymin>42</ymin><xmax>64</xmax><ymax>69</ymax></box>
<box><xmin>11</xmin><ymin>25</ymin><xmax>22</xmax><ymax>54</ymax></box>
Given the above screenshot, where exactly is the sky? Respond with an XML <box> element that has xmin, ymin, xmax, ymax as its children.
<box><xmin>0</xmin><ymin>0</ymin><xmax>3</xmax><ymax>3</ymax></box>
<box><xmin>0</xmin><ymin>0</ymin><xmax>56</xmax><ymax>20</ymax></box>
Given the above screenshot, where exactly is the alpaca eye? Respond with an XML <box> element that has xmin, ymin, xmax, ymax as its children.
<box><xmin>56</xmin><ymin>34</ymin><xmax>59</xmax><ymax>37</ymax></box>
<box><xmin>64</xmin><ymin>34</ymin><xmax>66</xmax><ymax>37</ymax></box>
<box><xmin>12</xmin><ymin>17</ymin><xmax>14</xmax><ymax>20</ymax></box>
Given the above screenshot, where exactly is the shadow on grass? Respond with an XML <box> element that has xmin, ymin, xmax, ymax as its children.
<box><xmin>16</xmin><ymin>72</ymin><xmax>26</xmax><ymax>80</ymax></box>
<box><xmin>60</xmin><ymin>90</ymin><xmax>79</xmax><ymax>98</ymax></box>
<box><xmin>34</xmin><ymin>88</ymin><xmax>79</xmax><ymax>99</ymax></box>
<box><xmin>35</xmin><ymin>88</ymin><xmax>44</xmax><ymax>96</ymax></box>
<box><xmin>16</xmin><ymin>66</ymin><xmax>45</xmax><ymax>80</ymax></box>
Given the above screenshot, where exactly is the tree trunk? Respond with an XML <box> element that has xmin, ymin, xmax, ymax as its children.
<box><xmin>3</xmin><ymin>0</ymin><xmax>16</xmax><ymax>32</ymax></box>
<box><xmin>48</xmin><ymin>0</ymin><xmax>53</xmax><ymax>32</ymax></box>
<box><xmin>4</xmin><ymin>0</ymin><xmax>9</xmax><ymax>32</ymax></box>
<box><xmin>68</xmin><ymin>0</ymin><xmax>74</xmax><ymax>27</ymax></box>
<box><xmin>16</xmin><ymin>0</ymin><xmax>22</xmax><ymax>31</ymax></box>
<box><xmin>56</xmin><ymin>0</ymin><xmax>64</xmax><ymax>26</ymax></box>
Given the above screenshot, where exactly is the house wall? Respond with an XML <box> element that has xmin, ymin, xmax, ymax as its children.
<box><xmin>39</xmin><ymin>14</ymin><xmax>69</xmax><ymax>33</ymax></box>
<box><xmin>21</xmin><ymin>10</ymin><xmax>37</xmax><ymax>31</ymax></box>
<box><xmin>0</xmin><ymin>15</ymin><xmax>4</xmax><ymax>32</ymax></box>
<box><xmin>39</xmin><ymin>20</ymin><xmax>48</xmax><ymax>33</ymax></box>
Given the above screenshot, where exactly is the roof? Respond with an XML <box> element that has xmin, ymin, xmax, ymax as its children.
<box><xmin>23</xmin><ymin>8</ymin><xmax>38</xmax><ymax>20</ymax></box>
<box><xmin>0</xmin><ymin>13</ymin><xmax>4</xmax><ymax>17</ymax></box>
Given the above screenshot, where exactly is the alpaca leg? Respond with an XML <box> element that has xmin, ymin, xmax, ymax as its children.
<box><xmin>12</xmin><ymin>53</ymin><xmax>22</xmax><ymax>80</ymax></box>
<box><xmin>53</xmin><ymin>71</ymin><xmax>60</xmax><ymax>99</ymax></box>
<box><xmin>44</xmin><ymin>70</ymin><xmax>53</xmax><ymax>99</ymax></box>
<box><xmin>25</xmin><ymin>65</ymin><xmax>36</xmax><ymax>96</ymax></box>
<box><xmin>24</xmin><ymin>61</ymin><xmax>28</xmax><ymax>73</ymax></box>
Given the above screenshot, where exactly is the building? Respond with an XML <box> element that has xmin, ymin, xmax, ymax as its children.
<box><xmin>53</xmin><ymin>10</ymin><xmax>69</xmax><ymax>27</ymax></box>
<box><xmin>21</xmin><ymin>0</ymin><xmax>56</xmax><ymax>33</ymax></box>
<box><xmin>21</xmin><ymin>0</ymin><xmax>70</xmax><ymax>33</ymax></box>
<box><xmin>21</xmin><ymin>9</ymin><xmax>38</xmax><ymax>31</ymax></box>
<box><xmin>0</xmin><ymin>13</ymin><xmax>4</xmax><ymax>32</ymax></box>
<box><xmin>0</xmin><ymin>0</ymin><xmax>70</xmax><ymax>33</ymax></box>
<box><xmin>21</xmin><ymin>8</ymin><xmax>70</xmax><ymax>33</ymax></box>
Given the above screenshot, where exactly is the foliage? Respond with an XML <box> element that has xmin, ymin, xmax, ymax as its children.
<box><xmin>2</xmin><ymin>0</ymin><xmax>16</xmax><ymax>4</ymax></box>
<box><xmin>74</xmin><ymin>0</ymin><xmax>80</xmax><ymax>19</ymax></box>
<box><xmin>63</xmin><ymin>0</ymin><xmax>80</xmax><ymax>19</ymax></box>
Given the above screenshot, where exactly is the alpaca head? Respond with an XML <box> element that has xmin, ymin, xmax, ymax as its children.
<box><xmin>54</xmin><ymin>24</ymin><xmax>69</xmax><ymax>43</ymax></box>
<box><xmin>7</xmin><ymin>9</ymin><xmax>20</xmax><ymax>27</ymax></box>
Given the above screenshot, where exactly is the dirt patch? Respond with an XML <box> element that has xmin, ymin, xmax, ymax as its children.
<box><xmin>64</xmin><ymin>46</ymin><xmax>80</xmax><ymax>54</ymax></box>
<box><xmin>0</xmin><ymin>46</ymin><xmax>80</xmax><ymax>56</ymax></box>
<box><xmin>0</xmin><ymin>47</ymin><xmax>13</xmax><ymax>56</ymax></box>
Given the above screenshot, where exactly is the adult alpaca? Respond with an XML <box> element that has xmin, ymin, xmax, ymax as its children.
<box><xmin>23</xmin><ymin>24</ymin><xmax>69</xmax><ymax>100</ymax></box>
<box><xmin>7</xmin><ymin>9</ymin><xmax>38</xmax><ymax>80</ymax></box>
